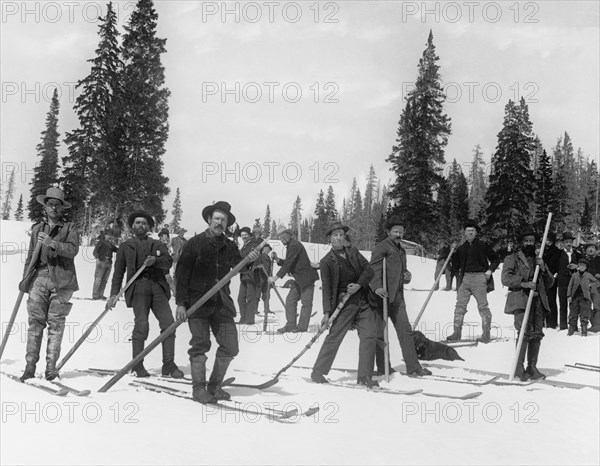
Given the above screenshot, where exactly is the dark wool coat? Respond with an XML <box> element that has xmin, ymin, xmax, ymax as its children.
<box><xmin>556</xmin><ymin>249</ymin><xmax>581</xmax><ymax>288</ymax></box>
<box><xmin>320</xmin><ymin>246</ymin><xmax>373</xmax><ymax>316</ymax></box>
<box><xmin>175</xmin><ymin>229</ymin><xmax>243</xmax><ymax>317</ymax></box>
<box><xmin>369</xmin><ymin>237</ymin><xmax>410</xmax><ymax>305</ymax></box>
<box><xmin>275</xmin><ymin>238</ymin><xmax>319</xmax><ymax>289</ymax></box>
<box><xmin>451</xmin><ymin>238</ymin><xmax>500</xmax><ymax>293</ymax></box>
<box><xmin>110</xmin><ymin>237</ymin><xmax>172</xmax><ymax>307</ymax></box>
<box><xmin>23</xmin><ymin>220</ymin><xmax>79</xmax><ymax>292</ymax></box>
<box><xmin>501</xmin><ymin>250</ymin><xmax>555</xmax><ymax>315</ymax></box>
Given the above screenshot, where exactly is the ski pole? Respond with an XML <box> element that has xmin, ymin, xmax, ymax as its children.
<box><xmin>272</xmin><ymin>293</ymin><xmax>350</xmax><ymax>380</ymax></box>
<box><xmin>383</xmin><ymin>257</ymin><xmax>390</xmax><ymax>382</ymax></box>
<box><xmin>0</xmin><ymin>239</ymin><xmax>43</xmax><ymax>359</ymax></box>
<box><xmin>412</xmin><ymin>243</ymin><xmax>457</xmax><ymax>330</ymax></box>
<box><xmin>56</xmin><ymin>264</ymin><xmax>148</xmax><ymax>371</ymax></box>
<box><xmin>258</xmin><ymin>266</ymin><xmax>287</xmax><ymax>310</ymax></box>
<box><xmin>508</xmin><ymin>213</ymin><xmax>552</xmax><ymax>381</ymax></box>
<box><xmin>98</xmin><ymin>237</ymin><xmax>270</xmax><ymax>393</ymax></box>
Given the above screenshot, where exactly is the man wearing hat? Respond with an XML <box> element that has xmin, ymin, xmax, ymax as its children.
<box><xmin>92</xmin><ymin>230</ymin><xmax>118</xmax><ymax>300</ymax></box>
<box><xmin>19</xmin><ymin>187</ymin><xmax>80</xmax><ymax>381</ymax></box>
<box><xmin>501</xmin><ymin>226</ymin><xmax>555</xmax><ymax>380</ymax></box>
<box><xmin>109</xmin><ymin>212</ymin><xmax>184</xmax><ymax>379</ymax></box>
<box><xmin>268</xmin><ymin>227</ymin><xmax>319</xmax><ymax>333</ymax></box>
<box><xmin>556</xmin><ymin>231</ymin><xmax>580</xmax><ymax>330</ymax></box>
<box><xmin>566</xmin><ymin>258</ymin><xmax>597</xmax><ymax>336</ymax></box>
<box><xmin>542</xmin><ymin>232</ymin><xmax>560</xmax><ymax>328</ymax></box>
<box><xmin>311</xmin><ymin>223</ymin><xmax>378</xmax><ymax>387</ymax></box>
<box><xmin>448</xmin><ymin>220</ymin><xmax>500</xmax><ymax>342</ymax></box>
<box><xmin>158</xmin><ymin>227</ymin><xmax>177</xmax><ymax>298</ymax></box>
<box><xmin>237</xmin><ymin>226</ymin><xmax>262</xmax><ymax>325</ymax></box>
<box><xmin>368</xmin><ymin>216</ymin><xmax>431</xmax><ymax>377</ymax></box>
<box><xmin>175</xmin><ymin>201</ymin><xmax>259</xmax><ymax>403</ymax></box>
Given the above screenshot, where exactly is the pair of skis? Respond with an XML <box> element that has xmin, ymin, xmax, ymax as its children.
<box><xmin>564</xmin><ymin>362</ymin><xmax>600</xmax><ymax>373</ymax></box>
<box><xmin>1</xmin><ymin>371</ymin><xmax>91</xmax><ymax>397</ymax></box>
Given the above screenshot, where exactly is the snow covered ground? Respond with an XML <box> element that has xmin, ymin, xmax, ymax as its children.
<box><xmin>1</xmin><ymin>219</ymin><xmax>598</xmax><ymax>465</ymax></box>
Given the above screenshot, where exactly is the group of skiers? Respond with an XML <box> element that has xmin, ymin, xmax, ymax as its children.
<box><xmin>16</xmin><ymin>187</ymin><xmax>598</xmax><ymax>402</ymax></box>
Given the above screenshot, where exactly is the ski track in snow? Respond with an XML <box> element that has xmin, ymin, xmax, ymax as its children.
<box><xmin>1</xmin><ymin>220</ymin><xmax>599</xmax><ymax>465</ymax></box>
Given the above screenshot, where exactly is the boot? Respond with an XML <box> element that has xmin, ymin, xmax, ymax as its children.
<box><xmin>408</xmin><ymin>367</ymin><xmax>432</xmax><ymax>377</ymax></box>
<box><xmin>207</xmin><ymin>357</ymin><xmax>233</xmax><ymax>401</ymax></box>
<box><xmin>131</xmin><ymin>339</ymin><xmax>150</xmax><ymax>377</ymax></box>
<box><xmin>525</xmin><ymin>339</ymin><xmax>545</xmax><ymax>379</ymax></box>
<box><xmin>446</xmin><ymin>327</ymin><xmax>462</xmax><ymax>341</ymax></box>
<box><xmin>190</xmin><ymin>355</ymin><xmax>216</xmax><ymax>404</ymax></box>
<box><xmin>161</xmin><ymin>335</ymin><xmax>184</xmax><ymax>378</ymax></box>
<box><xmin>357</xmin><ymin>376</ymin><xmax>379</xmax><ymax>388</ymax></box>
<box><xmin>567</xmin><ymin>326</ymin><xmax>576</xmax><ymax>336</ymax></box>
<box><xmin>311</xmin><ymin>369</ymin><xmax>329</xmax><ymax>384</ymax></box>
<box><xmin>479</xmin><ymin>313</ymin><xmax>492</xmax><ymax>343</ymax></box>
<box><xmin>514</xmin><ymin>339</ymin><xmax>530</xmax><ymax>382</ymax></box>
<box><xmin>581</xmin><ymin>321</ymin><xmax>588</xmax><ymax>337</ymax></box>
<box><xmin>589</xmin><ymin>310</ymin><xmax>600</xmax><ymax>333</ymax></box>
<box><xmin>20</xmin><ymin>364</ymin><xmax>36</xmax><ymax>382</ymax></box>
<box><xmin>46</xmin><ymin>302</ymin><xmax>72</xmax><ymax>381</ymax></box>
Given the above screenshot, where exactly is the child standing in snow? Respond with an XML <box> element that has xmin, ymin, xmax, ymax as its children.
<box><xmin>567</xmin><ymin>258</ymin><xmax>597</xmax><ymax>336</ymax></box>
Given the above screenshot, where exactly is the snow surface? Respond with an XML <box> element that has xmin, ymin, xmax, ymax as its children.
<box><xmin>1</xmin><ymin>219</ymin><xmax>599</xmax><ymax>466</ymax></box>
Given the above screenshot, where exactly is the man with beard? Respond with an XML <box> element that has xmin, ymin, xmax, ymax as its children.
<box><xmin>448</xmin><ymin>220</ymin><xmax>500</xmax><ymax>343</ymax></box>
<box><xmin>501</xmin><ymin>227</ymin><xmax>554</xmax><ymax>381</ymax></box>
<box><xmin>109</xmin><ymin>212</ymin><xmax>183</xmax><ymax>379</ymax></box>
<box><xmin>310</xmin><ymin>223</ymin><xmax>378</xmax><ymax>387</ymax></box>
<box><xmin>269</xmin><ymin>228</ymin><xmax>319</xmax><ymax>333</ymax></box>
<box><xmin>369</xmin><ymin>216</ymin><xmax>431</xmax><ymax>377</ymax></box>
<box><xmin>19</xmin><ymin>187</ymin><xmax>79</xmax><ymax>381</ymax></box>
<box><xmin>175</xmin><ymin>201</ymin><xmax>259</xmax><ymax>403</ymax></box>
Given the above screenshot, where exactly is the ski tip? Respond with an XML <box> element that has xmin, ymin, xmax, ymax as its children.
<box><xmin>281</xmin><ymin>408</ymin><xmax>300</xmax><ymax>419</ymax></box>
<box><xmin>221</xmin><ymin>377</ymin><xmax>236</xmax><ymax>386</ymax></box>
<box><xmin>304</xmin><ymin>407</ymin><xmax>320</xmax><ymax>417</ymax></box>
<box><xmin>461</xmin><ymin>391</ymin><xmax>483</xmax><ymax>399</ymax></box>
<box><xmin>56</xmin><ymin>388</ymin><xmax>70</xmax><ymax>396</ymax></box>
<box><xmin>74</xmin><ymin>389</ymin><xmax>92</xmax><ymax>396</ymax></box>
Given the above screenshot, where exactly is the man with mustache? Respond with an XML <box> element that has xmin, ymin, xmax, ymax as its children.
<box><xmin>501</xmin><ymin>226</ymin><xmax>554</xmax><ymax>381</ymax></box>
<box><xmin>175</xmin><ymin>201</ymin><xmax>259</xmax><ymax>403</ymax></box>
<box><xmin>109</xmin><ymin>212</ymin><xmax>183</xmax><ymax>379</ymax></box>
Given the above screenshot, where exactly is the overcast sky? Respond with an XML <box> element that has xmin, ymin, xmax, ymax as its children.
<box><xmin>1</xmin><ymin>1</ymin><xmax>599</xmax><ymax>234</ymax></box>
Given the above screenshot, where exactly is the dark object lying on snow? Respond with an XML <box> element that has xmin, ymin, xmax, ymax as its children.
<box><xmin>413</xmin><ymin>331</ymin><xmax>464</xmax><ymax>361</ymax></box>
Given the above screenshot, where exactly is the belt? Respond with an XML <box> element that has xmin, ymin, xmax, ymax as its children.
<box><xmin>464</xmin><ymin>271</ymin><xmax>484</xmax><ymax>274</ymax></box>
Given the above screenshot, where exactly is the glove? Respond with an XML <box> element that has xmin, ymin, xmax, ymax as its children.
<box><xmin>143</xmin><ymin>255</ymin><xmax>157</xmax><ymax>267</ymax></box>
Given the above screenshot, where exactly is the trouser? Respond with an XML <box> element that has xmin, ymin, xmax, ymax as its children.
<box><xmin>374</xmin><ymin>290</ymin><xmax>421</xmax><ymax>374</ymax></box>
<box><xmin>434</xmin><ymin>260</ymin><xmax>451</xmax><ymax>290</ymax></box>
<box><xmin>92</xmin><ymin>259</ymin><xmax>112</xmax><ymax>299</ymax></box>
<box><xmin>237</xmin><ymin>279</ymin><xmax>258</xmax><ymax>324</ymax></box>
<box><xmin>545</xmin><ymin>283</ymin><xmax>558</xmax><ymax>328</ymax></box>
<box><xmin>131</xmin><ymin>278</ymin><xmax>176</xmax><ymax>365</ymax></box>
<box><xmin>187</xmin><ymin>302</ymin><xmax>239</xmax><ymax>360</ymax></box>
<box><xmin>569</xmin><ymin>297</ymin><xmax>591</xmax><ymax>330</ymax></box>
<box><xmin>285</xmin><ymin>282</ymin><xmax>315</xmax><ymax>331</ymax></box>
<box><xmin>25</xmin><ymin>268</ymin><xmax>73</xmax><ymax>370</ymax></box>
<box><xmin>313</xmin><ymin>294</ymin><xmax>376</xmax><ymax>378</ymax></box>
<box><xmin>514</xmin><ymin>297</ymin><xmax>545</xmax><ymax>341</ymax></box>
<box><xmin>453</xmin><ymin>272</ymin><xmax>492</xmax><ymax>329</ymax></box>
<box><xmin>558</xmin><ymin>285</ymin><xmax>569</xmax><ymax>330</ymax></box>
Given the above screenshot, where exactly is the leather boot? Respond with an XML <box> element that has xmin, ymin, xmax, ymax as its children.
<box><xmin>207</xmin><ymin>357</ymin><xmax>233</xmax><ymax>401</ymax></box>
<box><xmin>22</xmin><ymin>320</ymin><xmax>44</xmax><ymax>381</ymax></box>
<box><xmin>131</xmin><ymin>339</ymin><xmax>149</xmax><ymax>377</ymax></box>
<box><xmin>446</xmin><ymin>314</ymin><xmax>463</xmax><ymax>341</ymax></box>
<box><xmin>581</xmin><ymin>321</ymin><xmax>588</xmax><ymax>337</ymax></box>
<box><xmin>357</xmin><ymin>376</ymin><xmax>379</xmax><ymax>388</ymax></box>
<box><xmin>45</xmin><ymin>302</ymin><xmax>72</xmax><ymax>381</ymax></box>
<box><xmin>514</xmin><ymin>339</ymin><xmax>530</xmax><ymax>381</ymax></box>
<box><xmin>190</xmin><ymin>355</ymin><xmax>216</xmax><ymax>404</ymax></box>
<box><xmin>161</xmin><ymin>334</ymin><xmax>183</xmax><ymax>378</ymax></box>
<box><xmin>479</xmin><ymin>313</ymin><xmax>492</xmax><ymax>343</ymax></box>
<box><xmin>525</xmin><ymin>339</ymin><xmax>545</xmax><ymax>379</ymax></box>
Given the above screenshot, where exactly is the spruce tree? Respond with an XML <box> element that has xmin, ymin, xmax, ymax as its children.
<box><xmin>325</xmin><ymin>186</ymin><xmax>338</xmax><ymax>223</ymax></box>
<box><xmin>312</xmin><ymin>190</ymin><xmax>328</xmax><ymax>244</ymax></box>
<box><xmin>485</xmin><ymin>98</ymin><xmax>536</xmax><ymax>240</ymax></box>
<box><xmin>289</xmin><ymin>196</ymin><xmax>302</xmax><ymax>236</ymax></box>
<box><xmin>581</xmin><ymin>197</ymin><xmax>592</xmax><ymax>234</ymax></box>
<box><xmin>387</xmin><ymin>31</ymin><xmax>451</xmax><ymax>248</ymax></box>
<box><xmin>2</xmin><ymin>169</ymin><xmax>16</xmax><ymax>220</ymax></box>
<box><xmin>29</xmin><ymin>89</ymin><xmax>61</xmax><ymax>222</ymax></box>
<box><xmin>271</xmin><ymin>219</ymin><xmax>277</xmax><ymax>237</ymax></box>
<box><xmin>14</xmin><ymin>194</ymin><xmax>24</xmax><ymax>221</ymax></box>
<box><xmin>363</xmin><ymin>165</ymin><xmax>378</xmax><ymax>249</ymax></box>
<box><xmin>534</xmin><ymin>148</ymin><xmax>554</xmax><ymax>232</ymax></box>
<box><xmin>263</xmin><ymin>205</ymin><xmax>271</xmax><ymax>237</ymax></box>
<box><xmin>468</xmin><ymin>144</ymin><xmax>487</xmax><ymax>222</ymax></box>
<box><xmin>551</xmin><ymin>136</ymin><xmax>568</xmax><ymax>230</ymax></box>
<box><xmin>120</xmin><ymin>0</ymin><xmax>170</xmax><ymax>222</ymax></box>
<box><xmin>62</xmin><ymin>2</ymin><xmax>122</xmax><ymax>230</ymax></box>
<box><xmin>448</xmin><ymin>160</ymin><xmax>469</xmax><ymax>237</ymax></box>
<box><xmin>170</xmin><ymin>187</ymin><xmax>182</xmax><ymax>231</ymax></box>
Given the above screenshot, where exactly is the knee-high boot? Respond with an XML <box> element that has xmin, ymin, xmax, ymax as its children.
<box><xmin>190</xmin><ymin>354</ymin><xmax>215</xmax><ymax>404</ymax></box>
<box><xmin>45</xmin><ymin>302</ymin><xmax>72</xmax><ymax>381</ymax></box>
<box><xmin>208</xmin><ymin>357</ymin><xmax>233</xmax><ymax>400</ymax></box>
<box><xmin>525</xmin><ymin>339</ymin><xmax>545</xmax><ymax>379</ymax></box>
<box><xmin>514</xmin><ymin>339</ymin><xmax>530</xmax><ymax>381</ymax></box>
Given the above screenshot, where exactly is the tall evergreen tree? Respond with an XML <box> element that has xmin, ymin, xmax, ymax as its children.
<box><xmin>467</xmin><ymin>144</ymin><xmax>487</xmax><ymax>222</ymax></box>
<box><xmin>263</xmin><ymin>204</ymin><xmax>271</xmax><ymax>237</ymax></box>
<box><xmin>387</xmin><ymin>31</ymin><xmax>451</xmax><ymax>248</ymax></box>
<box><xmin>120</xmin><ymin>0</ymin><xmax>170</xmax><ymax>222</ymax></box>
<box><xmin>534</xmin><ymin>148</ymin><xmax>554</xmax><ymax>232</ymax></box>
<box><xmin>485</xmin><ymin>98</ymin><xmax>536</xmax><ymax>241</ymax></box>
<box><xmin>448</xmin><ymin>159</ymin><xmax>469</xmax><ymax>237</ymax></box>
<box><xmin>561</xmin><ymin>132</ymin><xmax>579</xmax><ymax>228</ymax></box>
<box><xmin>312</xmin><ymin>189</ymin><xmax>328</xmax><ymax>244</ymax></box>
<box><xmin>170</xmin><ymin>187</ymin><xmax>182</xmax><ymax>231</ymax></box>
<box><xmin>14</xmin><ymin>194</ymin><xmax>24</xmax><ymax>221</ymax></box>
<box><xmin>289</xmin><ymin>196</ymin><xmax>302</xmax><ymax>237</ymax></box>
<box><xmin>325</xmin><ymin>185</ymin><xmax>338</xmax><ymax>223</ymax></box>
<box><xmin>363</xmin><ymin>165</ymin><xmax>378</xmax><ymax>249</ymax></box>
<box><xmin>271</xmin><ymin>219</ymin><xmax>277</xmax><ymax>237</ymax></box>
<box><xmin>2</xmin><ymin>169</ymin><xmax>16</xmax><ymax>220</ymax></box>
<box><xmin>29</xmin><ymin>89</ymin><xmax>61</xmax><ymax>222</ymax></box>
<box><xmin>551</xmin><ymin>136</ymin><xmax>568</xmax><ymax>230</ymax></box>
<box><xmin>581</xmin><ymin>197</ymin><xmax>592</xmax><ymax>234</ymax></box>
